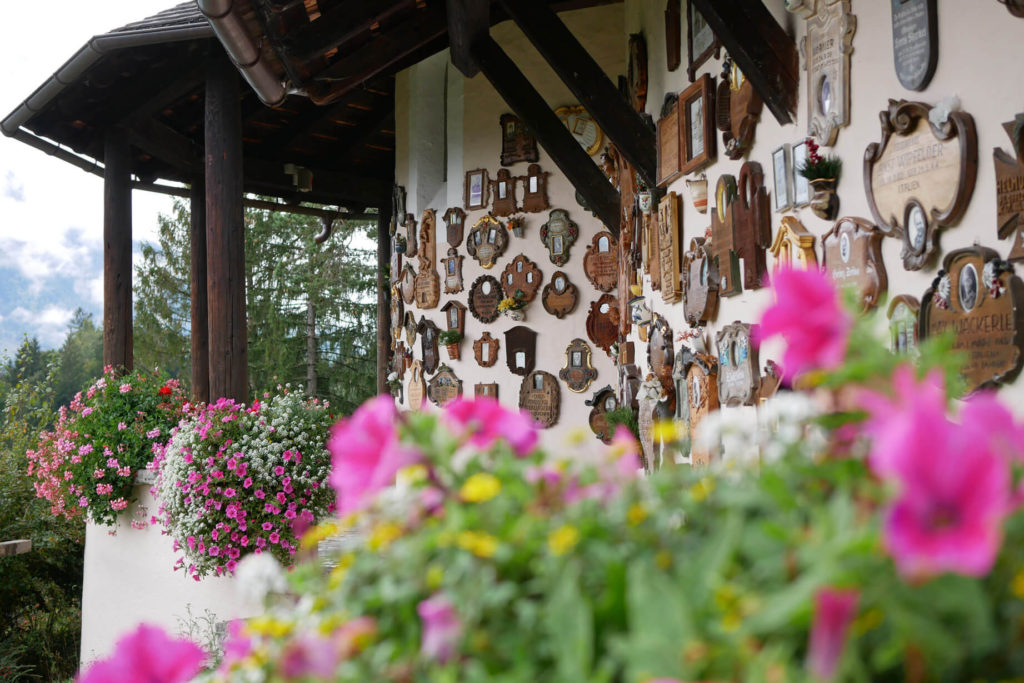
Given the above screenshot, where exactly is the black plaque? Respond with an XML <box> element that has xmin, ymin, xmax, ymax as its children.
<box><xmin>891</xmin><ymin>0</ymin><xmax>937</xmax><ymax>92</ymax></box>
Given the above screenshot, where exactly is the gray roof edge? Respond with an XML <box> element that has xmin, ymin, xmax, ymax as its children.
<box><xmin>2</xmin><ymin>23</ymin><xmax>215</xmax><ymax>137</ymax></box>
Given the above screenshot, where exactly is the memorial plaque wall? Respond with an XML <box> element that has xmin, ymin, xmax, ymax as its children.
<box><xmin>716</xmin><ymin>322</ymin><xmax>760</xmax><ymax>407</ymax></box>
<box><xmin>504</xmin><ymin>326</ymin><xmax>537</xmax><ymax>376</ymax></box>
<box><xmin>428</xmin><ymin>367</ymin><xmax>463</xmax><ymax>407</ymax></box>
<box><xmin>821</xmin><ymin>217</ymin><xmax>888</xmax><ymax>311</ymax></box>
<box><xmin>799</xmin><ymin>0</ymin><xmax>856</xmax><ymax>146</ymax></box>
<box><xmin>520</xmin><ymin>371</ymin><xmax>560</xmax><ymax>429</ymax></box>
<box><xmin>473</xmin><ymin>332</ymin><xmax>500</xmax><ymax>367</ymax></box>
<box><xmin>994</xmin><ymin>116</ymin><xmax>1024</xmax><ymax>261</ymax></box>
<box><xmin>683</xmin><ymin>237</ymin><xmax>719</xmax><ymax>326</ymax></box>
<box><xmin>891</xmin><ymin>0</ymin><xmax>938</xmax><ymax>91</ymax></box>
<box><xmin>584</xmin><ymin>231</ymin><xmax>619</xmax><ymax>292</ymax></box>
<box><xmin>560</xmin><ymin>338</ymin><xmax>598</xmax><ymax>393</ymax></box>
<box><xmin>658</xmin><ymin>192</ymin><xmax>683</xmax><ymax>303</ymax></box>
<box><xmin>469</xmin><ymin>275</ymin><xmax>502</xmax><ymax>323</ymax></box>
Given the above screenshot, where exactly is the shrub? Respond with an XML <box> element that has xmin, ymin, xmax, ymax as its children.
<box><xmin>24</xmin><ymin>367</ymin><xmax>187</xmax><ymax>526</ymax></box>
<box><xmin>153</xmin><ymin>389</ymin><xmax>334</xmax><ymax>580</ymax></box>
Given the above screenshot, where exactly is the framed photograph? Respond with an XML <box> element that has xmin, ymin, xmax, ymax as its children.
<box><xmin>679</xmin><ymin>74</ymin><xmax>716</xmax><ymax>175</ymax></box>
<box><xmin>771</xmin><ymin>144</ymin><xmax>793</xmax><ymax>212</ymax></box>
<box><xmin>464</xmin><ymin>169</ymin><xmax>489</xmax><ymax>211</ymax></box>
<box><xmin>686</xmin><ymin>2</ymin><xmax>720</xmax><ymax>82</ymax></box>
<box><xmin>792</xmin><ymin>140</ymin><xmax>810</xmax><ymax>207</ymax></box>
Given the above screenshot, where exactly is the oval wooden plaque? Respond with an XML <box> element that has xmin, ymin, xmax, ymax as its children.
<box><xmin>469</xmin><ymin>274</ymin><xmax>502</xmax><ymax>323</ymax></box>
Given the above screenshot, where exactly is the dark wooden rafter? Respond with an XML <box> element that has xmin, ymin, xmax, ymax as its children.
<box><xmin>689</xmin><ymin>0</ymin><xmax>798</xmax><ymax>125</ymax></box>
<box><xmin>446</xmin><ymin>0</ymin><xmax>490</xmax><ymax>78</ymax></box>
<box><xmin>114</xmin><ymin>66</ymin><xmax>206</xmax><ymax>128</ymax></box>
<box><xmin>495</xmin><ymin>0</ymin><xmax>656</xmax><ymax>188</ymax></box>
<box><xmin>471</xmin><ymin>35</ymin><xmax>620</xmax><ymax>234</ymax></box>
<box><xmin>280</xmin><ymin>0</ymin><xmax>420</xmax><ymax>64</ymax></box>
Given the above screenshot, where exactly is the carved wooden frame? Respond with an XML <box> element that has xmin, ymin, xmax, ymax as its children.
<box><xmin>475</xmin><ymin>383</ymin><xmax>499</xmax><ymax>399</ymax></box>
<box><xmin>490</xmin><ymin>168</ymin><xmax>518</xmax><ymax>217</ymax></box>
<box><xmin>440</xmin><ymin>300</ymin><xmax>466</xmax><ymax>335</ymax></box>
<box><xmin>769</xmin><ymin>216</ymin><xmax>818</xmax><ymax>273</ymax></box>
<box><xmin>428</xmin><ymin>366</ymin><xmax>463</xmax><ymax>407</ymax></box>
<box><xmin>665</xmin><ymin>0</ymin><xmax>682</xmax><ymax>72</ymax></box>
<box><xmin>585</xmin><ymin>385</ymin><xmax>619</xmax><ymax>443</ymax></box>
<box><xmin>499</xmin><ymin>113</ymin><xmax>539</xmax><ymax>166</ymax></box>
<box><xmin>501</xmin><ymin>254</ymin><xmax>542</xmax><ymax>302</ymax></box>
<box><xmin>864</xmin><ymin>99</ymin><xmax>978</xmax><ymax>271</ymax></box>
<box><xmin>658</xmin><ymin>191</ymin><xmax>682</xmax><ymax>303</ymax></box>
<box><xmin>555</xmin><ymin>105</ymin><xmax>604</xmax><ymax>156</ymax></box>
<box><xmin>408</xmin><ymin>360</ymin><xmax>425</xmax><ymax>411</ymax></box>
<box><xmin>559</xmin><ymin>338</ymin><xmax>598</xmax><ymax>393</ymax></box>
<box><xmin>443</xmin><ymin>207</ymin><xmax>466</xmax><ymax>248</ymax></box>
<box><xmin>683</xmin><ymin>236</ymin><xmax>719</xmax><ymax>326</ymax></box>
<box><xmin>466</xmin><ymin>215</ymin><xmax>509</xmax><ymax>269</ymax></box>
<box><xmin>504</xmin><ymin>325</ymin><xmax>537</xmax><ymax>377</ymax></box>
<box><xmin>542</xmin><ymin>271</ymin><xmax>579</xmax><ymax>319</ymax></box>
<box><xmin>464</xmin><ymin>168</ymin><xmax>489</xmax><ymax>211</ymax></box>
<box><xmin>821</xmin><ymin>217</ymin><xmax>888</xmax><ymax>311</ymax></box>
<box><xmin>679</xmin><ymin>74</ymin><xmax>716</xmax><ymax>175</ymax></box>
<box><xmin>441</xmin><ymin>248</ymin><xmax>464</xmax><ymax>294</ymax></box>
<box><xmin>403</xmin><ymin>311</ymin><xmax>417</xmax><ymax>346</ymax></box>
<box><xmin>887</xmin><ymin>294</ymin><xmax>921</xmax><ymax>355</ymax></box>
<box><xmin>468</xmin><ymin>274</ymin><xmax>502</xmax><ymax>323</ymax></box>
<box><xmin>398</xmin><ymin>263</ymin><xmax>416</xmax><ymax>305</ymax></box>
<box><xmin>520</xmin><ymin>164</ymin><xmax>551</xmax><ymax>213</ymax></box>
<box><xmin>686</xmin><ymin>0</ymin><xmax>721</xmax><ymax>82</ymax></box>
<box><xmin>519</xmin><ymin>371</ymin><xmax>560</xmax><ymax>429</ymax></box>
<box><xmin>583</xmin><ymin>231</ymin><xmax>619</xmax><ymax>292</ymax></box>
<box><xmin>417</xmin><ymin>317</ymin><xmax>441</xmax><ymax>375</ymax></box>
<box><xmin>647</xmin><ymin>315</ymin><xmax>674</xmax><ymax>396</ymax></box>
<box><xmin>657</xmin><ymin>95</ymin><xmax>682</xmax><ymax>187</ymax></box>
<box><xmin>586</xmin><ymin>294</ymin><xmax>619</xmax><ymax>355</ymax></box>
<box><xmin>473</xmin><ymin>332</ymin><xmax>500</xmax><ymax>367</ymax></box>
<box><xmin>716</xmin><ymin>321</ymin><xmax>760</xmax><ymax>407</ymax></box>
<box><xmin>540</xmin><ymin>208</ymin><xmax>578</xmax><ymax>266</ymax></box>
<box><xmin>718</xmin><ymin>61</ymin><xmax>763</xmax><ymax>160</ymax></box>
<box><xmin>389</xmin><ymin>285</ymin><xmax>404</xmax><ymax>341</ymax></box>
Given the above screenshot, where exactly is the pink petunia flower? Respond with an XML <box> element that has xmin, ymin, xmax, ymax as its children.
<box><xmin>806</xmin><ymin>588</ymin><xmax>859</xmax><ymax>680</ymax></box>
<box><xmin>77</xmin><ymin>623</ymin><xmax>204</xmax><ymax>683</ymax></box>
<box><xmin>417</xmin><ymin>592</ymin><xmax>462</xmax><ymax>664</ymax></box>
<box><xmin>756</xmin><ymin>266</ymin><xmax>851</xmax><ymax>381</ymax></box>
<box><xmin>279</xmin><ymin>633</ymin><xmax>338</xmax><ymax>679</ymax></box>
<box><xmin>442</xmin><ymin>397</ymin><xmax>539</xmax><ymax>457</ymax></box>
<box><xmin>328</xmin><ymin>395</ymin><xmax>421</xmax><ymax>516</ymax></box>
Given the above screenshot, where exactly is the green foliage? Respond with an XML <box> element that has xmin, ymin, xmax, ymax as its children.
<box><xmin>797</xmin><ymin>155</ymin><xmax>842</xmax><ymax>182</ymax></box>
<box><xmin>438</xmin><ymin>330</ymin><xmax>463</xmax><ymax>345</ymax></box>
<box><xmin>603</xmin><ymin>406</ymin><xmax>639</xmax><ymax>442</ymax></box>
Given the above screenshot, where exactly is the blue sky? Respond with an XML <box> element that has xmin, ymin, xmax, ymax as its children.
<box><xmin>0</xmin><ymin>1</ymin><xmax>176</xmax><ymax>357</ymax></box>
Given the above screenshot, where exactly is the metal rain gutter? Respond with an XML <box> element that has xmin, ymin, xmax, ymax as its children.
<box><xmin>196</xmin><ymin>0</ymin><xmax>289</xmax><ymax>107</ymax></box>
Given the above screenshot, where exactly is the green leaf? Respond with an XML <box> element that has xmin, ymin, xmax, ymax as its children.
<box><xmin>544</xmin><ymin>562</ymin><xmax>594</xmax><ymax>681</ymax></box>
<box><xmin>624</xmin><ymin>560</ymin><xmax>695</xmax><ymax>681</ymax></box>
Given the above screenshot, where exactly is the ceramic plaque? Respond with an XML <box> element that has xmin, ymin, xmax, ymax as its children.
<box><xmin>920</xmin><ymin>246</ymin><xmax>1024</xmax><ymax>393</ymax></box>
<box><xmin>443</xmin><ymin>207</ymin><xmax>466</xmax><ymax>248</ymax></box>
<box><xmin>469</xmin><ymin>274</ymin><xmax>502</xmax><ymax>323</ymax></box>
<box><xmin>521</xmin><ymin>164</ymin><xmax>551</xmax><ymax>214</ymax></box>
<box><xmin>408</xmin><ymin>360</ymin><xmax>426</xmax><ymax>411</ymax></box>
<box><xmin>769</xmin><ymin>216</ymin><xmax>818</xmax><ymax>273</ymax></box>
<box><xmin>586</xmin><ymin>294</ymin><xmax>619</xmax><ymax>355</ymax></box>
<box><xmin>710</xmin><ymin>174</ymin><xmax>742</xmax><ymax>297</ymax></box>
<box><xmin>717</xmin><ymin>59</ymin><xmax>763</xmax><ymax>160</ymax></box>
<box><xmin>500</xmin><ymin>113</ymin><xmax>538</xmax><ymax>166</ymax></box>
<box><xmin>542</xmin><ymin>271</ymin><xmax>579</xmax><ymax>319</ymax></box>
<box><xmin>683</xmin><ymin>237</ymin><xmax>719</xmax><ymax>326</ymax></box>
<box><xmin>417</xmin><ymin>317</ymin><xmax>441</xmax><ymax>375</ymax></box>
<box><xmin>583</xmin><ymin>231</ymin><xmax>619</xmax><ymax>292</ymax></box>
<box><xmin>504</xmin><ymin>325</ymin><xmax>537</xmax><ymax>377</ymax></box>
<box><xmin>398</xmin><ymin>264</ymin><xmax>416</xmax><ymax>305</ymax></box>
<box><xmin>491</xmin><ymin>168</ymin><xmax>518</xmax><ymax>217</ymax></box>
<box><xmin>466</xmin><ymin>216</ymin><xmax>509</xmax><ymax>269</ymax></box>
<box><xmin>427</xmin><ymin>366</ymin><xmax>463</xmax><ymax>407</ymax></box>
<box><xmin>475</xmin><ymin>383</ymin><xmax>499</xmax><ymax>399</ymax></box>
<box><xmin>658</xmin><ymin>191</ymin><xmax>683</xmax><ymax>303</ymax></box>
<box><xmin>501</xmin><ymin>254</ymin><xmax>542</xmax><ymax>302</ymax></box>
<box><xmin>821</xmin><ymin>217</ymin><xmax>888</xmax><ymax>311</ymax></box>
<box><xmin>888</xmin><ymin>295</ymin><xmax>920</xmax><ymax>355</ymax></box>
<box><xmin>559</xmin><ymin>338</ymin><xmax>597</xmax><ymax>393</ymax></box>
<box><xmin>540</xmin><ymin>209</ymin><xmax>578</xmax><ymax>266</ymax></box>
<box><xmin>441</xmin><ymin>248</ymin><xmax>464</xmax><ymax>294</ymax></box>
<box><xmin>473</xmin><ymin>331</ymin><xmax>500</xmax><ymax>367</ymax></box>
<box><xmin>891</xmin><ymin>0</ymin><xmax>937</xmax><ymax>91</ymax></box>
<box><xmin>519</xmin><ymin>371</ymin><xmax>560</xmax><ymax>429</ymax></box>
<box><xmin>994</xmin><ymin>116</ymin><xmax>1024</xmax><ymax>261</ymax></box>
<box><xmin>800</xmin><ymin>0</ymin><xmax>856</xmax><ymax>145</ymax></box>
<box><xmin>716</xmin><ymin>322</ymin><xmax>760</xmax><ymax>407</ymax></box>
<box><xmin>865</xmin><ymin>99</ymin><xmax>978</xmax><ymax>270</ymax></box>
<box><xmin>585</xmin><ymin>385</ymin><xmax>618</xmax><ymax>443</ymax></box>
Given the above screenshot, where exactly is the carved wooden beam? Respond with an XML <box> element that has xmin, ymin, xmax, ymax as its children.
<box><xmin>689</xmin><ymin>0</ymin><xmax>798</xmax><ymax>125</ymax></box>
<box><xmin>471</xmin><ymin>35</ymin><xmax>620</xmax><ymax>234</ymax></box>
<box><xmin>495</xmin><ymin>0</ymin><xmax>656</xmax><ymax>188</ymax></box>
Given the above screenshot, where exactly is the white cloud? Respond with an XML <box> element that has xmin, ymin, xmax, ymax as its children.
<box><xmin>3</xmin><ymin>171</ymin><xmax>23</xmax><ymax>201</ymax></box>
<box><xmin>10</xmin><ymin>305</ymin><xmax>74</xmax><ymax>347</ymax></box>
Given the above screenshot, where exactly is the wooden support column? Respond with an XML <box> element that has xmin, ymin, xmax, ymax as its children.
<box><xmin>495</xmin><ymin>0</ymin><xmax>657</xmax><ymax>188</ymax></box>
<box><xmin>205</xmin><ymin>57</ymin><xmax>248</xmax><ymax>402</ymax></box>
<box><xmin>190</xmin><ymin>179</ymin><xmax>210</xmax><ymax>403</ymax></box>
<box><xmin>689</xmin><ymin>0</ymin><xmax>798</xmax><ymax>125</ymax></box>
<box><xmin>471</xmin><ymin>36</ymin><xmax>621</xmax><ymax>234</ymax></box>
<box><xmin>103</xmin><ymin>129</ymin><xmax>133</xmax><ymax>373</ymax></box>
<box><xmin>377</xmin><ymin>203</ymin><xmax>392</xmax><ymax>395</ymax></box>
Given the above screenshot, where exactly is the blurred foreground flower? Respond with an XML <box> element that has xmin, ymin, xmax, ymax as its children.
<box><xmin>806</xmin><ymin>588</ymin><xmax>859</xmax><ymax>681</ymax></box>
<box><xmin>442</xmin><ymin>397</ymin><xmax>539</xmax><ymax>457</ymax></box>
<box><xmin>418</xmin><ymin>593</ymin><xmax>462</xmax><ymax>663</ymax></box>
<box><xmin>78</xmin><ymin>624</ymin><xmax>204</xmax><ymax>683</ymax></box>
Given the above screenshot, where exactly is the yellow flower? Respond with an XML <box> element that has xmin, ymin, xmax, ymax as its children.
<box><xmin>457</xmin><ymin>530</ymin><xmax>499</xmax><ymax>558</ymax></box>
<box><xmin>548</xmin><ymin>524</ymin><xmax>581</xmax><ymax>556</ymax></box>
<box><xmin>689</xmin><ymin>477</ymin><xmax>715</xmax><ymax>502</ymax></box>
<box><xmin>368</xmin><ymin>522</ymin><xmax>403</xmax><ymax>551</ymax></box>
<box><xmin>627</xmin><ymin>503</ymin><xmax>648</xmax><ymax>526</ymax></box>
<box><xmin>460</xmin><ymin>473</ymin><xmax>502</xmax><ymax>503</ymax></box>
<box><xmin>426</xmin><ymin>564</ymin><xmax>444</xmax><ymax>590</ymax></box>
<box><xmin>247</xmin><ymin>616</ymin><xmax>292</xmax><ymax>638</ymax></box>
<box><xmin>652</xmin><ymin>420</ymin><xmax>680</xmax><ymax>444</ymax></box>
<box><xmin>300</xmin><ymin>520</ymin><xmax>339</xmax><ymax>550</ymax></box>
<box><xmin>397</xmin><ymin>464</ymin><xmax>428</xmax><ymax>485</ymax></box>
<box><xmin>1012</xmin><ymin>569</ymin><xmax>1024</xmax><ymax>600</ymax></box>
<box><xmin>328</xmin><ymin>553</ymin><xmax>355</xmax><ymax>589</ymax></box>
<box><xmin>565</xmin><ymin>427</ymin><xmax>589</xmax><ymax>447</ymax></box>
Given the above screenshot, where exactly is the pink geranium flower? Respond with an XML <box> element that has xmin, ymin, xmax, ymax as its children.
<box><xmin>756</xmin><ymin>267</ymin><xmax>851</xmax><ymax>381</ymax></box>
<box><xmin>806</xmin><ymin>587</ymin><xmax>859</xmax><ymax>680</ymax></box>
<box><xmin>417</xmin><ymin>592</ymin><xmax>462</xmax><ymax>664</ymax></box>
<box><xmin>442</xmin><ymin>397</ymin><xmax>539</xmax><ymax>457</ymax></box>
<box><xmin>328</xmin><ymin>396</ymin><xmax>420</xmax><ymax>516</ymax></box>
<box><xmin>77</xmin><ymin>623</ymin><xmax>204</xmax><ymax>683</ymax></box>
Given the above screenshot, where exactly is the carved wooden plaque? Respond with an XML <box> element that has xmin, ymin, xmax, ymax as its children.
<box><xmin>559</xmin><ymin>338</ymin><xmax>597</xmax><ymax>393</ymax></box>
<box><xmin>540</xmin><ymin>209</ymin><xmax>578</xmax><ymax>266</ymax></box>
<box><xmin>686</xmin><ymin>353</ymin><xmax>719</xmax><ymax>466</ymax></box>
<box><xmin>994</xmin><ymin>117</ymin><xmax>1024</xmax><ymax>262</ymax></box>
<box><xmin>468</xmin><ymin>274</ymin><xmax>502</xmax><ymax>323</ymax></box>
<box><xmin>658</xmin><ymin>191</ymin><xmax>683</xmax><ymax>303</ymax></box>
<box><xmin>769</xmin><ymin>216</ymin><xmax>818</xmax><ymax>273</ymax></box>
<box><xmin>464</xmin><ymin>168</ymin><xmax>489</xmax><ymax>211</ymax></box>
<box><xmin>891</xmin><ymin>0</ymin><xmax>937</xmax><ymax>91</ymax></box>
<box><xmin>504</xmin><ymin>326</ymin><xmax>537</xmax><ymax>377</ymax></box>
<box><xmin>473</xmin><ymin>332</ymin><xmax>500</xmax><ymax>367</ymax></box>
<box><xmin>390</xmin><ymin>286</ymin><xmax>404</xmax><ymax>341</ymax></box>
<box><xmin>443</xmin><ymin>207</ymin><xmax>466</xmax><ymax>249</ymax></box>
<box><xmin>404</xmin><ymin>311</ymin><xmax>417</xmax><ymax>346</ymax></box>
<box><xmin>665</xmin><ymin>0</ymin><xmax>682</xmax><ymax>73</ymax></box>
<box><xmin>413</xmin><ymin>209</ymin><xmax>440</xmax><ymax>308</ymax></box>
<box><xmin>475</xmin><ymin>383</ymin><xmax>499</xmax><ymax>399</ymax></box>
<box><xmin>398</xmin><ymin>264</ymin><xmax>416</xmax><ymax>305</ymax></box>
<box><xmin>801</xmin><ymin>0</ymin><xmax>856</xmax><ymax>145</ymax></box>
<box><xmin>717</xmin><ymin>60</ymin><xmax>763</xmax><ymax>160</ymax></box>
<box><xmin>619</xmin><ymin>361</ymin><xmax>642</xmax><ymax>412</ymax></box>
<box><xmin>921</xmin><ymin>247</ymin><xmax>1024</xmax><ymax>392</ymax></box>
<box><xmin>500</xmin><ymin>113</ymin><xmax>538</xmax><ymax>166</ymax></box>
<box><xmin>466</xmin><ymin>216</ymin><xmax>509</xmax><ymax>269</ymax></box>
<box><xmin>408</xmin><ymin>360</ymin><xmax>426</xmax><ymax>411</ymax></box>
<box><xmin>672</xmin><ymin>347</ymin><xmax>694</xmax><ymax>427</ymax></box>
<box><xmin>657</xmin><ymin>97</ymin><xmax>682</xmax><ymax>186</ymax></box>
<box><xmin>733</xmin><ymin>162</ymin><xmax>771</xmax><ymax>290</ymax></box>
<box><xmin>716</xmin><ymin>322</ymin><xmax>760</xmax><ymax>407</ymax></box>
<box><xmin>648</xmin><ymin>315</ymin><xmax>674</xmax><ymax>394</ymax></box>
<box><xmin>683</xmin><ymin>237</ymin><xmax>719</xmax><ymax>326</ymax></box>
<box><xmin>400</xmin><ymin>213</ymin><xmax>418</xmax><ymax>258</ymax></box>
<box><xmin>865</xmin><ymin>99</ymin><xmax>978</xmax><ymax>270</ymax></box>
<box><xmin>1002</xmin><ymin>0</ymin><xmax>1024</xmax><ymax>17</ymax></box>
<box><xmin>521</xmin><ymin>164</ymin><xmax>550</xmax><ymax>213</ymax></box>
<box><xmin>519</xmin><ymin>371</ymin><xmax>560</xmax><ymax>429</ymax></box>
<box><xmin>417</xmin><ymin>318</ymin><xmax>441</xmax><ymax>375</ymax></box>
<box><xmin>501</xmin><ymin>254</ymin><xmax>542</xmax><ymax>302</ymax></box>
<box><xmin>414</xmin><ymin>268</ymin><xmax>440</xmax><ymax>309</ymax></box>
<box><xmin>440</xmin><ymin>300</ymin><xmax>466</xmax><ymax>334</ymax></box>
<box><xmin>584</xmin><ymin>231</ymin><xmax>619</xmax><ymax>292</ymax></box>
<box><xmin>428</xmin><ymin>366</ymin><xmax>463</xmax><ymax>407</ymax></box>
<box><xmin>586</xmin><ymin>385</ymin><xmax>618</xmax><ymax>443</ymax></box>
<box><xmin>542</xmin><ymin>271</ymin><xmax>579</xmax><ymax>319</ymax></box>
<box><xmin>586</xmin><ymin>294</ymin><xmax>619</xmax><ymax>355</ymax></box>
<box><xmin>491</xmin><ymin>168</ymin><xmax>518</xmax><ymax>217</ymax></box>
<box><xmin>628</xmin><ymin>33</ymin><xmax>648</xmax><ymax>113</ymax></box>
<box><xmin>390</xmin><ymin>340</ymin><xmax>407</xmax><ymax>380</ymax></box>
<box><xmin>888</xmin><ymin>295</ymin><xmax>920</xmax><ymax>355</ymax></box>
<box><xmin>821</xmin><ymin>217</ymin><xmax>888</xmax><ymax>311</ymax></box>
<box><xmin>637</xmin><ymin>377</ymin><xmax>662</xmax><ymax>471</ymax></box>
<box><xmin>710</xmin><ymin>174</ymin><xmax>742</xmax><ymax>297</ymax></box>
<box><xmin>390</xmin><ymin>248</ymin><xmax>402</xmax><ymax>287</ymax></box>
<box><xmin>441</xmin><ymin>248</ymin><xmax>464</xmax><ymax>294</ymax></box>
<box><xmin>646</xmin><ymin>212</ymin><xmax>661</xmax><ymax>291</ymax></box>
